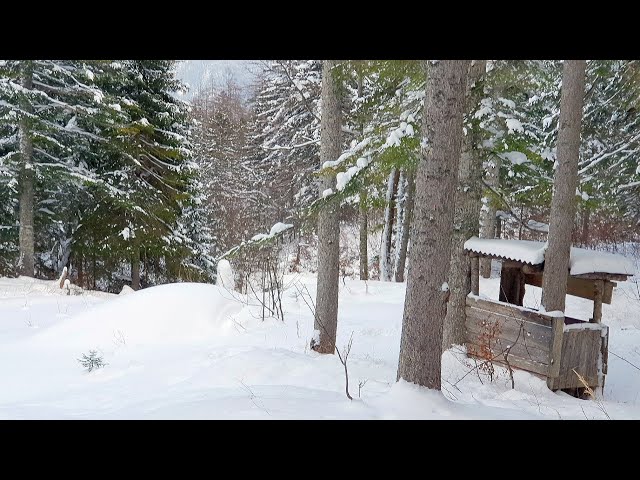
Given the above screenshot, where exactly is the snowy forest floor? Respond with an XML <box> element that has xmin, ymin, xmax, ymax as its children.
<box><xmin>1</xmin><ymin>263</ymin><xmax>640</xmax><ymax>419</ymax></box>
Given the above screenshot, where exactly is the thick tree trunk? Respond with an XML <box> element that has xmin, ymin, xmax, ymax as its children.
<box><xmin>443</xmin><ymin>60</ymin><xmax>487</xmax><ymax>351</ymax></box>
<box><xmin>131</xmin><ymin>248</ymin><xmax>141</xmax><ymax>290</ymax></box>
<box><xmin>541</xmin><ymin>60</ymin><xmax>586</xmax><ymax>313</ymax></box>
<box><xmin>380</xmin><ymin>168</ymin><xmax>400</xmax><ymax>281</ymax></box>
<box><xmin>312</xmin><ymin>60</ymin><xmax>342</xmax><ymax>355</ymax></box>
<box><xmin>394</xmin><ymin>170</ymin><xmax>416</xmax><ymax>282</ymax></box>
<box><xmin>18</xmin><ymin>62</ymin><xmax>35</xmax><ymax>277</ymax></box>
<box><xmin>359</xmin><ymin>191</ymin><xmax>369</xmax><ymax>280</ymax></box>
<box><xmin>397</xmin><ymin>60</ymin><xmax>470</xmax><ymax>390</ymax></box>
<box><xmin>479</xmin><ymin>154</ymin><xmax>501</xmax><ymax>278</ymax></box>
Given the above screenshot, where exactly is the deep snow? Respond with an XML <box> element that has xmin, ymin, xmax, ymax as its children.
<box><xmin>1</xmin><ymin>266</ymin><xmax>639</xmax><ymax>419</ymax></box>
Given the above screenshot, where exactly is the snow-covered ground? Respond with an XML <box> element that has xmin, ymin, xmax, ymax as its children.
<box><xmin>1</xmin><ymin>266</ymin><xmax>639</xmax><ymax>419</ymax></box>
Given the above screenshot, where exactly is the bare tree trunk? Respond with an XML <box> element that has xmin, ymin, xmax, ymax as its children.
<box><xmin>443</xmin><ymin>60</ymin><xmax>487</xmax><ymax>351</ymax></box>
<box><xmin>393</xmin><ymin>170</ymin><xmax>407</xmax><ymax>275</ymax></box>
<box><xmin>541</xmin><ymin>60</ymin><xmax>586</xmax><ymax>312</ymax></box>
<box><xmin>380</xmin><ymin>168</ymin><xmax>400</xmax><ymax>281</ymax></box>
<box><xmin>357</xmin><ymin>69</ymin><xmax>368</xmax><ymax>281</ymax></box>
<box><xmin>479</xmin><ymin>153</ymin><xmax>500</xmax><ymax>278</ymax></box>
<box><xmin>18</xmin><ymin>61</ymin><xmax>35</xmax><ymax>277</ymax></box>
<box><xmin>312</xmin><ymin>60</ymin><xmax>342</xmax><ymax>355</ymax></box>
<box><xmin>77</xmin><ymin>252</ymin><xmax>84</xmax><ymax>288</ymax></box>
<box><xmin>131</xmin><ymin>248</ymin><xmax>141</xmax><ymax>290</ymax></box>
<box><xmin>394</xmin><ymin>170</ymin><xmax>415</xmax><ymax>282</ymax></box>
<box><xmin>397</xmin><ymin>60</ymin><xmax>470</xmax><ymax>390</ymax></box>
<box><xmin>581</xmin><ymin>204</ymin><xmax>590</xmax><ymax>247</ymax></box>
<box><xmin>359</xmin><ymin>191</ymin><xmax>369</xmax><ymax>280</ymax></box>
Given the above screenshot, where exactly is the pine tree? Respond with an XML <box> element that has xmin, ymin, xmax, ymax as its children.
<box><xmin>397</xmin><ymin>60</ymin><xmax>469</xmax><ymax>390</ymax></box>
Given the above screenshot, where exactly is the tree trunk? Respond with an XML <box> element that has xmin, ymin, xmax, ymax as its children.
<box><xmin>581</xmin><ymin>204</ymin><xmax>590</xmax><ymax>246</ymax></box>
<box><xmin>394</xmin><ymin>170</ymin><xmax>416</xmax><ymax>282</ymax></box>
<box><xmin>380</xmin><ymin>168</ymin><xmax>400</xmax><ymax>281</ymax></box>
<box><xmin>131</xmin><ymin>248</ymin><xmax>141</xmax><ymax>290</ymax></box>
<box><xmin>312</xmin><ymin>60</ymin><xmax>342</xmax><ymax>355</ymax></box>
<box><xmin>443</xmin><ymin>60</ymin><xmax>487</xmax><ymax>351</ymax></box>
<box><xmin>77</xmin><ymin>252</ymin><xmax>84</xmax><ymax>288</ymax></box>
<box><xmin>359</xmin><ymin>190</ymin><xmax>369</xmax><ymax>280</ymax></box>
<box><xmin>18</xmin><ymin>61</ymin><xmax>35</xmax><ymax>277</ymax></box>
<box><xmin>397</xmin><ymin>60</ymin><xmax>470</xmax><ymax>390</ymax></box>
<box><xmin>479</xmin><ymin>154</ymin><xmax>501</xmax><ymax>278</ymax></box>
<box><xmin>357</xmin><ymin>70</ymin><xmax>369</xmax><ymax>281</ymax></box>
<box><xmin>541</xmin><ymin>60</ymin><xmax>586</xmax><ymax>313</ymax></box>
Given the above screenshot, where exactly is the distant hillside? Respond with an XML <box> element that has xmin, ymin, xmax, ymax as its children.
<box><xmin>175</xmin><ymin>60</ymin><xmax>263</xmax><ymax>100</ymax></box>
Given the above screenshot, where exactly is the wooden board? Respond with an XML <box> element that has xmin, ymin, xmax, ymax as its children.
<box><xmin>465</xmin><ymin>307</ymin><xmax>554</xmax><ymax>350</ymax></box>
<box><xmin>465</xmin><ymin>296</ymin><xmax>555</xmax><ymax>379</ymax></box>
<box><xmin>524</xmin><ymin>273</ymin><xmax>614</xmax><ymax>304</ymax></box>
<box><xmin>466</xmin><ymin>343</ymin><xmax>549</xmax><ymax>377</ymax></box>
<box><xmin>466</xmin><ymin>296</ymin><xmax>553</xmax><ymax>327</ymax></box>
<box><xmin>553</xmin><ymin>329</ymin><xmax>602</xmax><ymax>390</ymax></box>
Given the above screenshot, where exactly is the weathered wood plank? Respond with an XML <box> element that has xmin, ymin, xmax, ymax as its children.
<box><xmin>466</xmin><ymin>296</ymin><xmax>553</xmax><ymax>327</ymax></box>
<box><xmin>573</xmin><ymin>273</ymin><xmax>630</xmax><ymax>281</ymax></box>
<box><xmin>466</xmin><ymin>343</ymin><xmax>549</xmax><ymax>377</ymax></box>
<box><xmin>547</xmin><ymin>316</ymin><xmax>564</xmax><ymax>383</ymax></box>
<box><xmin>524</xmin><ymin>273</ymin><xmax>614</xmax><ymax>305</ymax></box>
<box><xmin>470</xmin><ymin>256</ymin><xmax>479</xmax><ymax>296</ymax></box>
<box><xmin>555</xmin><ymin>329</ymin><xmax>602</xmax><ymax>390</ymax></box>
<box><xmin>601</xmin><ymin>325</ymin><xmax>609</xmax><ymax>375</ymax></box>
<box><xmin>465</xmin><ymin>308</ymin><xmax>553</xmax><ymax>350</ymax></box>
<box><xmin>465</xmin><ymin>329</ymin><xmax>550</xmax><ymax>364</ymax></box>
<box><xmin>592</xmin><ymin>280</ymin><xmax>603</xmax><ymax>323</ymax></box>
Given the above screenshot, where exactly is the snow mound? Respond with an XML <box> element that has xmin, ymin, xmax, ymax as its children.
<box><xmin>216</xmin><ymin>259</ymin><xmax>235</xmax><ymax>290</ymax></box>
<box><xmin>29</xmin><ymin>283</ymin><xmax>245</xmax><ymax>349</ymax></box>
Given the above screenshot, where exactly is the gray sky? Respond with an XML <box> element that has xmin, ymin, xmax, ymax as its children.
<box><xmin>175</xmin><ymin>60</ymin><xmax>263</xmax><ymax>100</ymax></box>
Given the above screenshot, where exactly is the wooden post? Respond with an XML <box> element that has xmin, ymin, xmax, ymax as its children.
<box><xmin>592</xmin><ymin>280</ymin><xmax>604</xmax><ymax>323</ymax></box>
<box><xmin>470</xmin><ymin>254</ymin><xmax>480</xmax><ymax>296</ymax></box>
<box><xmin>546</xmin><ymin>315</ymin><xmax>564</xmax><ymax>389</ymax></box>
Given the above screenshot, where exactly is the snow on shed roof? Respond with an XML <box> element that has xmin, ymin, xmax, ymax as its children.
<box><xmin>464</xmin><ymin>237</ymin><xmax>635</xmax><ymax>277</ymax></box>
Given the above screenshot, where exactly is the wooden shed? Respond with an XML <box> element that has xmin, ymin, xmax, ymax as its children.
<box><xmin>463</xmin><ymin>237</ymin><xmax>635</xmax><ymax>394</ymax></box>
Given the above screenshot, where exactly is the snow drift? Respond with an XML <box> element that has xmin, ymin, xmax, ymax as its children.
<box><xmin>28</xmin><ymin>283</ymin><xmax>245</xmax><ymax>349</ymax></box>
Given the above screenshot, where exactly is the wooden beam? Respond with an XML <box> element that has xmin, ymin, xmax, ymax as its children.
<box><xmin>573</xmin><ymin>272</ymin><xmax>630</xmax><ymax>281</ymax></box>
<box><xmin>524</xmin><ymin>273</ymin><xmax>615</xmax><ymax>305</ymax></box>
<box><xmin>592</xmin><ymin>280</ymin><xmax>604</xmax><ymax>323</ymax></box>
<box><xmin>547</xmin><ymin>316</ymin><xmax>564</xmax><ymax>382</ymax></box>
<box><xmin>522</xmin><ymin>264</ymin><xmax>544</xmax><ymax>274</ymax></box>
<box><xmin>470</xmin><ymin>255</ymin><xmax>480</xmax><ymax>295</ymax></box>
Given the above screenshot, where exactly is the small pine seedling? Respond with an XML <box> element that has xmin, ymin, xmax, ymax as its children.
<box><xmin>78</xmin><ymin>350</ymin><xmax>107</xmax><ymax>372</ymax></box>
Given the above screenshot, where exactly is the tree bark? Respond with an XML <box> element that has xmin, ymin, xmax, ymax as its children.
<box><xmin>394</xmin><ymin>170</ymin><xmax>416</xmax><ymax>282</ymax></box>
<box><xmin>581</xmin><ymin>204</ymin><xmax>590</xmax><ymax>246</ymax></box>
<box><xmin>359</xmin><ymin>190</ymin><xmax>369</xmax><ymax>280</ymax></box>
<box><xmin>541</xmin><ymin>60</ymin><xmax>586</xmax><ymax>313</ymax></box>
<box><xmin>397</xmin><ymin>60</ymin><xmax>470</xmax><ymax>390</ymax></box>
<box><xmin>312</xmin><ymin>60</ymin><xmax>342</xmax><ymax>355</ymax></box>
<box><xmin>18</xmin><ymin>61</ymin><xmax>35</xmax><ymax>277</ymax></box>
<box><xmin>479</xmin><ymin>153</ymin><xmax>501</xmax><ymax>278</ymax></box>
<box><xmin>131</xmin><ymin>248</ymin><xmax>141</xmax><ymax>290</ymax></box>
<box><xmin>380</xmin><ymin>168</ymin><xmax>400</xmax><ymax>281</ymax></box>
<box><xmin>357</xmin><ymin>69</ymin><xmax>369</xmax><ymax>281</ymax></box>
<box><xmin>443</xmin><ymin>60</ymin><xmax>487</xmax><ymax>351</ymax></box>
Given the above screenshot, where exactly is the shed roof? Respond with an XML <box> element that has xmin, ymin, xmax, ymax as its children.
<box><xmin>464</xmin><ymin>237</ymin><xmax>635</xmax><ymax>277</ymax></box>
